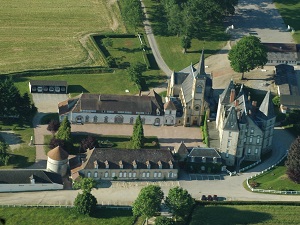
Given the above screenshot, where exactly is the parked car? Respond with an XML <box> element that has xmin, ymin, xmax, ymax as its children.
<box><xmin>55</xmin><ymin>87</ymin><xmax>60</xmax><ymax>93</ymax></box>
<box><xmin>201</xmin><ymin>195</ymin><xmax>207</xmax><ymax>201</ymax></box>
<box><xmin>213</xmin><ymin>195</ymin><xmax>218</xmax><ymax>201</ymax></box>
<box><xmin>37</xmin><ymin>87</ymin><xmax>43</xmax><ymax>93</ymax></box>
<box><xmin>49</xmin><ymin>87</ymin><xmax>54</xmax><ymax>92</ymax></box>
<box><xmin>207</xmin><ymin>195</ymin><xmax>213</xmax><ymax>201</ymax></box>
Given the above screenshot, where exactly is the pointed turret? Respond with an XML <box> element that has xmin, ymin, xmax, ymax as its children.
<box><xmin>258</xmin><ymin>91</ymin><xmax>275</xmax><ymax>119</ymax></box>
<box><xmin>197</xmin><ymin>49</ymin><xmax>206</xmax><ymax>76</ymax></box>
<box><xmin>223</xmin><ymin>107</ymin><xmax>239</xmax><ymax>131</ymax></box>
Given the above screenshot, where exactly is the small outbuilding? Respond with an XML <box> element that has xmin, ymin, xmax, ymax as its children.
<box><xmin>47</xmin><ymin>146</ymin><xmax>69</xmax><ymax>177</ymax></box>
<box><xmin>29</xmin><ymin>80</ymin><xmax>68</xmax><ymax>94</ymax></box>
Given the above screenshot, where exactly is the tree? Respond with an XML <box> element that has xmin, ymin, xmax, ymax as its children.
<box><xmin>73</xmin><ymin>177</ymin><xmax>96</xmax><ymax>193</ymax></box>
<box><xmin>49</xmin><ymin>137</ymin><xmax>65</xmax><ymax>149</ymax></box>
<box><xmin>165</xmin><ymin>187</ymin><xmax>195</xmax><ymax>220</ymax></box>
<box><xmin>286</xmin><ymin>136</ymin><xmax>300</xmax><ymax>183</ymax></box>
<box><xmin>47</xmin><ymin>119</ymin><xmax>60</xmax><ymax>135</ymax></box>
<box><xmin>74</xmin><ymin>192</ymin><xmax>97</xmax><ymax>216</ymax></box>
<box><xmin>121</xmin><ymin>0</ymin><xmax>144</xmax><ymax>31</ymax></box>
<box><xmin>80</xmin><ymin>136</ymin><xmax>98</xmax><ymax>152</ymax></box>
<box><xmin>181</xmin><ymin>35</ymin><xmax>191</xmax><ymax>53</ymax></box>
<box><xmin>127</xmin><ymin>62</ymin><xmax>147</xmax><ymax>90</ymax></box>
<box><xmin>228</xmin><ymin>36</ymin><xmax>268</xmax><ymax>79</ymax></box>
<box><xmin>131</xmin><ymin>115</ymin><xmax>144</xmax><ymax>149</ymax></box>
<box><xmin>0</xmin><ymin>141</ymin><xmax>10</xmax><ymax>166</ymax></box>
<box><xmin>56</xmin><ymin>117</ymin><xmax>71</xmax><ymax>142</ymax></box>
<box><xmin>272</xmin><ymin>96</ymin><xmax>280</xmax><ymax>107</ymax></box>
<box><xmin>132</xmin><ymin>185</ymin><xmax>164</xmax><ymax>218</ymax></box>
<box><xmin>18</xmin><ymin>93</ymin><xmax>37</xmax><ymax>121</ymax></box>
<box><xmin>155</xmin><ymin>216</ymin><xmax>174</xmax><ymax>225</ymax></box>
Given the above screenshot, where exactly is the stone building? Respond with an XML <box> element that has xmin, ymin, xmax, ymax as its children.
<box><xmin>78</xmin><ymin>148</ymin><xmax>178</xmax><ymax>181</ymax></box>
<box><xmin>47</xmin><ymin>146</ymin><xmax>69</xmax><ymax>177</ymax></box>
<box><xmin>167</xmin><ymin>50</ymin><xmax>214</xmax><ymax>126</ymax></box>
<box><xmin>216</xmin><ymin>80</ymin><xmax>276</xmax><ymax>166</ymax></box>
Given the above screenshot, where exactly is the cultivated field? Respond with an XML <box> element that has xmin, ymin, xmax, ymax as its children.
<box><xmin>0</xmin><ymin>0</ymin><xmax>126</xmax><ymax>73</ymax></box>
<box><xmin>190</xmin><ymin>204</ymin><xmax>300</xmax><ymax>225</ymax></box>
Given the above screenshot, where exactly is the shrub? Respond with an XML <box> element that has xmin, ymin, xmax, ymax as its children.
<box><xmin>74</xmin><ymin>192</ymin><xmax>97</xmax><ymax>216</ymax></box>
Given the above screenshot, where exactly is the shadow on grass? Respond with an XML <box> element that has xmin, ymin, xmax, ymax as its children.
<box><xmin>68</xmin><ymin>85</ymin><xmax>89</xmax><ymax>94</ymax></box>
<box><xmin>8</xmin><ymin>155</ymin><xmax>32</xmax><ymax>168</ymax></box>
<box><xmin>190</xmin><ymin>205</ymin><xmax>272</xmax><ymax>225</ymax></box>
<box><xmin>90</xmin><ymin>208</ymin><xmax>133</xmax><ymax>219</ymax></box>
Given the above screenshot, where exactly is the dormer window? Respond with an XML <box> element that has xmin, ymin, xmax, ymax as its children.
<box><xmin>119</xmin><ymin>160</ymin><xmax>123</xmax><ymax>169</ymax></box>
<box><xmin>146</xmin><ymin>160</ymin><xmax>151</xmax><ymax>169</ymax></box>
<box><xmin>169</xmin><ymin>160</ymin><xmax>173</xmax><ymax>169</ymax></box>
<box><xmin>157</xmin><ymin>161</ymin><xmax>162</xmax><ymax>169</ymax></box>
<box><xmin>94</xmin><ymin>160</ymin><xmax>98</xmax><ymax>169</ymax></box>
<box><xmin>104</xmin><ymin>160</ymin><xmax>109</xmax><ymax>169</ymax></box>
<box><xmin>132</xmin><ymin>160</ymin><xmax>137</xmax><ymax>169</ymax></box>
<box><xmin>156</xmin><ymin>108</ymin><xmax>160</xmax><ymax>116</ymax></box>
<box><xmin>202</xmin><ymin>157</ymin><xmax>206</xmax><ymax>163</ymax></box>
<box><xmin>213</xmin><ymin>157</ymin><xmax>217</xmax><ymax>164</ymax></box>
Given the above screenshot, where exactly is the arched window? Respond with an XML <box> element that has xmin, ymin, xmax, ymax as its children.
<box><xmin>104</xmin><ymin>116</ymin><xmax>108</xmax><ymax>123</ymax></box>
<box><xmin>123</xmin><ymin>172</ymin><xmax>127</xmax><ymax>178</ymax></box>
<box><xmin>104</xmin><ymin>171</ymin><xmax>109</xmax><ymax>178</ymax></box>
<box><xmin>132</xmin><ymin>172</ymin><xmax>136</xmax><ymax>178</ymax></box>
<box><xmin>93</xmin><ymin>116</ymin><xmax>98</xmax><ymax>123</ymax></box>
<box><xmin>129</xmin><ymin>172</ymin><xmax>132</xmax><ymax>178</ymax></box>
<box><xmin>76</xmin><ymin>116</ymin><xmax>83</xmax><ymax>124</ymax></box>
<box><xmin>114</xmin><ymin>115</ymin><xmax>124</xmax><ymax>124</ymax></box>
<box><xmin>146</xmin><ymin>172</ymin><xmax>150</xmax><ymax>178</ymax></box>
<box><xmin>94</xmin><ymin>172</ymin><xmax>98</xmax><ymax>178</ymax></box>
<box><xmin>87</xmin><ymin>172</ymin><xmax>91</xmax><ymax>178</ymax></box>
<box><xmin>119</xmin><ymin>172</ymin><xmax>123</xmax><ymax>178</ymax></box>
<box><xmin>130</xmin><ymin>117</ymin><xmax>134</xmax><ymax>124</ymax></box>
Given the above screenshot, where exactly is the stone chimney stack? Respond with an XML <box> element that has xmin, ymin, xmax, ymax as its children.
<box><xmin>235</xmin><ymin>99</ymin><xmax>239</xmax><ymax>107</ymax></box>
<box><xmin>229</xmin><ymin>89</ymin><xmax>235</xmax><ymax>103</ymax></box>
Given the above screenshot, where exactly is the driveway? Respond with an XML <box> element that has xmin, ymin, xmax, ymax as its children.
<box><xmin>32</xmin><ymin>93</ymin><xmax>68</xmax><ymax>113</ymax></box>
<box><xmin>228</xmin><ymin>0</ymin><xmax>294</xmax><ymax>43</ymax></box>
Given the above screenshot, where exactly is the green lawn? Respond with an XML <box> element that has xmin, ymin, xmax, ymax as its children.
<box><xmin>274</xmin><ymin>0</ymin><xmax>300</xmax><ymax>43</ymax></box>
<box><xmin>248</xmin><ymin>164</ymin><xmax>300</xmax><ymax>191</ymax></box>
<box><xmin>0</xmin><ymin>0</ymin><xmax>126</xmax><ymax>74</ymax></box>
<box><xmin>190</xmin><ymin>204</ymin><xmax>300</xmax><ymax>225</ymax></box>
<box><xmin>0</xmin><ymin>120</ymin><xmax>35</xmax><ymax>169</ymax></box>
<box><xmin>0</xmin><ymin>207</ymin><xmax>135</xmax><ymax>225</ymax></box>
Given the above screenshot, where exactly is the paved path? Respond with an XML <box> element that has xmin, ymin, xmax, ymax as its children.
<box><xmin>141</xmin><ymin>0</ymin><xmax>172</xmax><ymax>76</ymax></box>
<box><xmin>228</xmin><ymin>0</ymin><xmax>294</xmax><ymax>43</ymax></box>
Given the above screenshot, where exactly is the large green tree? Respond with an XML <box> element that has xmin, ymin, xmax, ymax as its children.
<box><xmin>130</xmin><ymin>115</ymin><xmax>145</xmax><ymax>149</ymax></box>
<box><xmin>285</xmin><ymin>136</ymin><xmax>300</xmax><ymax>183</ymax></box>
<box><xmin>127</xmin><ymin>62</ymin><xmax>147</xmax><ymax>90</ymax></box>
<box><xmin>74</xmin><ymin>192</ymin><xmax>97</xmax><ymax>216</ymax></box>
<box><xmin>181</xmin><ymin>35</ymin><xmax>191</xmax><ymax>53</ymax></box>
<box><xmin>165</xmin><ymin>187</ymin><xmax>195</xmax><ymax>220</ymax></box>
<box><xmin>228</xmin><ymin>36</ymin><xmax>268</xmax><ymax>79</ymax></box>
<box><xmin>132</xmin><ymin>185</ymin><xmax>164</xmax><ymax>218</ymax></box>
<box><xmin>73</xmin><ymin>177</ymin><xmax>96</xmax><ymax>193</ymax></box>
<box><xmin>56</xmin><ymin>117</ymin><xmax>71</xmax><ymax>142</ymax></box>
<box><xmin>121</xmin><ymin>0</ymin><xmax>144</xmax><ymax>31</ymax></box>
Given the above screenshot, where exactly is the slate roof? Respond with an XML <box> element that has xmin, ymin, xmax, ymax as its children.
<box><xmin>220</xmin><ymin>79</ymin><xmax>235</xmax><ymax>104</ymax></box>
<box><xmin>181</xmin><ymin>73</ymin><xmax>194</xmax><ymax>103</ymax></box>
<box><xmin>280</xmin><ymin>95</ymin><xmax>300</xmax><ymax>107</ymax></box>
<box><xmin>82</xmin><ymin>148</ymin><xmax>177</xmax><ymax>170</ymax></box>
<box><xmin>0</xmin><ymin>170</ymin><xmax>63</xmax><ymax>184</ymax></box>
<box><xmin>173</xmin><ymin>72</ymin><xmax>190</xmax><ymax>85</ymax></box>
<box><xmin>197</xmin><ymin>49</ymin><xmax>206</xmax><ymax>76</ymax></box>
<box><xmin>30</xmin><ymin>80</ymin><xmax>67</xmax><ymax>86</ymax></box>
<box><xmin>275</xmin><ymin>64</ymin><xmax>299</xmax><ymax>96</ymax></box>
<box><xmin>258</xmin><ymin>91</ymin><xmax>275</xmax><ymax>119</ymax></box>
<box><xmin>175</xmin><ymin>142</ymin><xmax>189</xmax><ymax>155</ymax></box>
<box><xmin>223</xmin><ymin>107</ymin><xmax>239</xmax><ymax>131</ymax></box>
<box><xmin>47</xmin><ymin>146</ymin><xmax>69</xmax><ymax>161</ymax></box>
<box><xmin>188</xmin><ymin>148</ymin><xmax>221</xmax><ymax>158</ymax></box>
<box><xmin>58</xmin><ymin>92</ymin><xmax>164</xmax><ymax>116</ymax></box>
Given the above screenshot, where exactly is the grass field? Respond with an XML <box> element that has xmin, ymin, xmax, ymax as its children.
<box><xmin>0</xmin><ymin>120</ymin><xmax>35</xmax><ymax>169</ymax></box>
<box><xmin>190</xmin><ymin>204</ymin><xmax>300</xmax><ymax>225</ymax></box>
<box><xmin>274</xmin><ymin>0</ymin><xmax>300</xmax><ymax>43</ymax></box>
<box><xmin>248</xmin><ymin>163</ymin><xmax>300</xmax><ymax>191</ymax></box>
<box><xmin>0</xmin><ymin>0</ymin><xmax>126</xmax><ymax>73</ymax></box>
<box><xmin>0</xmin><ymin>207</ymin><xmax>135</xmax><ymax>225</ymax></box>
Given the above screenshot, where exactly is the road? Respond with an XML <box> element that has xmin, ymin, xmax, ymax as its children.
<box><xmin>140</xmin><ymin>0</ymin><xmax>172</xmax><ymax>76</ymax></box>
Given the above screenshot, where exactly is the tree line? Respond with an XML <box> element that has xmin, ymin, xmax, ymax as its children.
<box><xmin>0</xmin><ymin>78</ymin><xmax>37</xmax><ymax>122</ymax></box>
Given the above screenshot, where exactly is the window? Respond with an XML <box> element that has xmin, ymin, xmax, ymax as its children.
<box><xmin>158</xmin><ymin>172</ymin><xmax>162</xmax><ymax>178</ymax></box>
<box><xmin>112</xmin><ymin>172</ymin><xmax>116</xmax><ymax>178</ymax></box>
<box><xmin>146</xmin><ymin>172</ymin><xmax>150</xmax><ymax>178</ymax></box>
<box><xmin>130</xmin><ymin>117</ymin><xmax>134</xmax><ymax>124</ymax></box>
<box><xmin>227</xmin><ymin>140</ymin><xmax>231</xmax><ymax>147</ymax></box>
<box><xmin>250</xmin><ymin>128</ymin><xmax>254</xmax><ymax>134</ymax></box>
<box><xmin>255</xmin><ymin>148</ymin><xmax>258</xmax><ymax>154</ymax></box>
<box><xmin>154</xmin><ymin>172</ymin><xmax>157</xmax><ymax>178</ymax></box>
<box><xmin>123</xmin><ymin>172</ymin><xmax>127</xmax><ymax>178</ymax></box>
<box><xmin>168</xmin><ymin>172</ymin><xmax>173</xmax><ymax>178</ymax></box>
<box><xmin>169</xmin><ymin>110</ymin><xmax>172</xmax><ymax>115</ymax></box>
<box><xmin>225</xmin><ymin>151</ymin><xmax>229</xmax><ymax>158</ymax></box>
<box><xmin>229</xmin><ymin>131</ymin><xmax>232</xmax><ymax>137</ymax></box>
<box><xmin>129</xmin><ymin>172</ymin><xmax>132</xmax><ymax>178</ymax></box>
<box><xmin>104</xmin><ymin>172</ymin><xmax>108</xmax><ymax>178</ymax></box>
<box><xmin>87</xmin><ymin>172</ymin><xmax>91</xmax><ymax>178</ymax></box>
<box><xmin>244</xmin><ymin>137</ymin><xmax>246</xmax><ymax>143</ymax></box>
<box><xmin>249</xmin><ymin>136</ymin><xmax>253</xmax><ymax>143</ymax></box>
<box><xmin>93</xmin><ymin>116</ymin><xmax>98</xmax><ymax>123</ymax></box>
<box><xmin>85</xmin><ymin>115</ymin><xmax>89</xmax><ymax>123</ymax></box>
<box><xmin>133</xmin><ymin>172</ymin><xmax>136</xmax><ymax>178</ymax></box>
<box><xmin>142</xmin><ymin>172</ymin><xmax>146</xmax><ymax>178</ymax></box>
<box><xmin>257</xmin><ymin>136</ymin><xmax>260</xmax><ymax>144</ymax></box>
<box><xmin>94</xmin><ymin>172</ymin><xmax>98</xmax><ymax>178</ymax></box>
<box><xmin>248</xmin><ymin>149</ymin><xmax>251</xmax><ymax>154</ymax></box>
<box><xmin>104</xmin><ymin>116</ymin><xmax>108</xmax><ymax>123</ymax></box>
<box><xmin>142</xmin><ymin>118</ymin><xmax>145</xmax><ymax>124</ymax></box>
<box><xmin>119</xmin><ymin>172</ymin><xmax>123</xmax><ymax>178</ymax></box>
<box><xmin>114</xmin><ymin>115</ymin><xmax>124</xmax><ymax>124</ymax></box>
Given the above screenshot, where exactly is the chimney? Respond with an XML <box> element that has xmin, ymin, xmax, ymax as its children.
<box><xmin>94</xmin><ymin>160</ymin><xmax>98</xmax><ymax>169</ymax></box>
<box><xmin>132</xmin><ymin>160</ymin><xmax>137</xmax><ymax>169</ymax></box>
<box><xmin>119</xmin><ymin>160</ymin><xmax>123</xmax><ymax>169</ymax></box>
<box><xmin>235</xmin><ymin>99</ymin><xmax>239</xmax><ymax>107</ymax></box>
<box><xmin>104</xmin><ymin>160</ymin><xmax>109</xmax><ymax>169</ymax></box>
<box><xmin>169</xmin><ymin>160</ymin><xmax>173</xmax><ymax>169</ymax></box>
<box><xmin>229</xmin><ymin>89</ymin><xmax>235</xmax><ymax>103</ymax></box>
<box><xmin>157</xmin><ymin>160</ymin><xmax>162</xmax><ymax>169</ymax></box>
